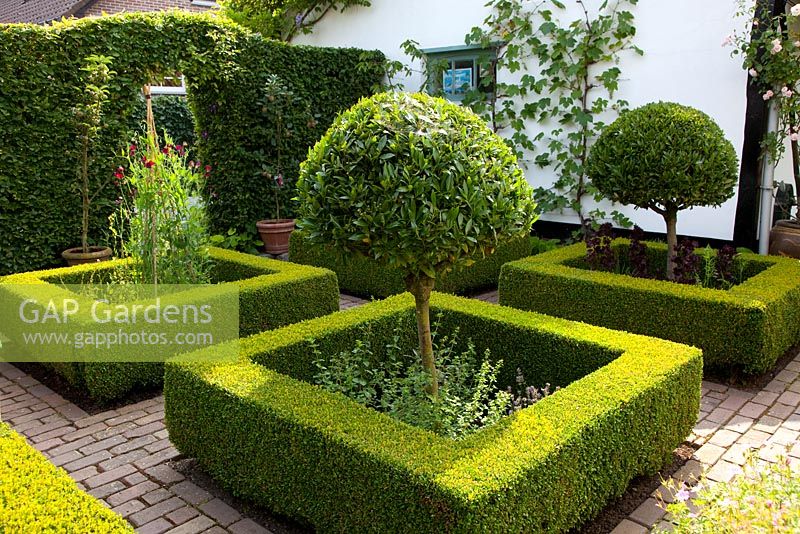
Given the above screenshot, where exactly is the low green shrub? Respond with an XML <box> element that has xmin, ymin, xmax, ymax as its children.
<box><xmin>290</xmin><ymin>232</ymin><xmax>534</xmax><ymax>298</ymax></box>
<box><xmin>499</xmin><ymin>240</ymin><xmax>800</xmax><ymax>375</ymax></box>
<box><xmin>165</xmin><ymin>292</ymin><xmax>701</xmax><ymax>532</ymax></box>
<box><xmin>0</xmin><ymin>247</ymin><xmax>338</xmax><ymax>401</ymax></box>
<box><xmin>0</xmin><ymin>422</ymin><xmax>132</xmax><ymax>532</ymax></box>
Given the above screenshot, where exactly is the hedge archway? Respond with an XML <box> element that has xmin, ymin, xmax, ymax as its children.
<box><xmin>0</xmin><ymin>12</ymin><xmax>384</xmax><ymax>274</ymax></box>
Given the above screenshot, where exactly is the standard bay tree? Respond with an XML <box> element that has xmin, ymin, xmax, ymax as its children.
<box><xmin>296</xmin><ymin>92</ymin><xmax>537</xmax><ymax>398</ymax></box>
<box><xmin>587</xmin><ymin>102</ymin><xmax>738</xmax><ymax>280</ymax></box>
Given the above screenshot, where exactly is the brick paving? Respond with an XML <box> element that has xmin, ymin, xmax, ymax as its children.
<box><xmin>613</xmin><ymin>352</ymin><xmax>800</xmax><ymax>533</ymax></box>
<box><xmin>2</xmin><ymin>291</ymin><xmax>799</xmax><ymax>533</ymax></box>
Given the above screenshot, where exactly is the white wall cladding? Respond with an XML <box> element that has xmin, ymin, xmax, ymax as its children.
<box><xmin>296</xmin><ymin>0</ymin><xmax>755</xmax><ymax>241</ymax></box>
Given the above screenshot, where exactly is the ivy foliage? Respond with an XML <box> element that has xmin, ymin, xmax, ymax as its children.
<box><xmin>0</xmin><ymin>12</ymin><xmax>384</xmax><ymax>275</ymax></box>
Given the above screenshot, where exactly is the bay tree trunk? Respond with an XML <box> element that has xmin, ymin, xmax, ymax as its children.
<box><xmin>406</xmin><ymin>275</ymin><xmax>438</xmax><ymax>399</ymax></box>
<box><xmin>664</xmin><ymin>209</ymin><xmax>678</xmax><ymax>281</ymax></box>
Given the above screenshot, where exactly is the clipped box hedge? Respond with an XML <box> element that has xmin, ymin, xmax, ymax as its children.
<box><xmin>164</xmin><ymin>292</ymin><xmax>701</xmax><ymax>533</ymax></box>
<box><xmin>290</xmin><ymin>232</ymin><xmax>537</xmax><ymax>298</ymax></box>
<box><xmin>0</xmin><ymin>247</ymin><xmax>338</xmax><ymax>401</ymax></box>
<box><xmin>499</xmin><ymin>241</ymin><xmax>800</xmax><ymax>375</ymax></box>
<box><xmin>0</xmin><ymin>423</ymin><xmax>132</xmax><ymax>532</ymax></box>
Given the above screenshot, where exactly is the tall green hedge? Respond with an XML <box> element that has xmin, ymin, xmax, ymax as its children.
<box><xmin>130</xmin><ymin>94</ymin><xmax>196</xmax><ymax>145</ymax></box>
<box><xmin>165</xmin><ymin>293</ymin><xmax>701</xmax><ymax>533</ymax></box>
<box><xmin>499</xmin><ymin>241</ymin><xmax>800</xmax><ymax>375</ymax></box>
<box><xmin>0</xmin><ymin>423</ymin><xmax>132</xmax><ymax>532</ymax></box>
<box><xmin>0</xmin><ymin>12</ymin><xmax>384</xmax><ymax>275</ymax></box>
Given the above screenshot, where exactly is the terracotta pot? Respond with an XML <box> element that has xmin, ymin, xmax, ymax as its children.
<box><xmin>256</xmin><ymin>219</ymin><xmax>295</xmax><ymax>255</ymax></box>
<box><xmin>61</xmin><ymin>246</ymin><xmax>113</xmax><ymax>266</ymax></box>
<box><xmin>769</xmin><ymin>220</ymin><xmax>800</xmax><ymax>259</ymax></box>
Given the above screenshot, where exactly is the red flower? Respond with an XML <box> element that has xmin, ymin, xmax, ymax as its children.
<box><xmin>162</xmin><ymin>146</ymin><xmax>171</xmax><ymax>155</ymax></box>
<box><xmin>175</xmin><ymin>144</ymin><xmax>184</xmax><ymax>155</ymax></box>
<box><xmin>274</xmin><ymin>173</ymin><xmax>284</xmax><ymax>187</ymax></box>
<box><xmin>129</xmin><ymin>144</ymin><xmax>137</xmax><ymax>155</ymax></box>
<box><xmin>204</xmin><ymin>165</ymin><xmax>212</xmax><ymax>175</ymax></box>
<box><xmin>144</xmin><ymin>160</ymin><xmax>155</xmax><ymax>169</ymax></box>
<box><xmin>113</xmin><ymin>166</ymin><xmax>125</xmax><ymax>180</ymax></box>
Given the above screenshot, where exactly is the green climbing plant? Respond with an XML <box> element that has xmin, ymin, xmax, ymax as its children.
<box><xmin>219</xmin><ymin>0</ymin><xmax>371</xmax><ymax>41</ymax></box>
<box><xmin>400</xmin><ymin>0</ymin><xmax>641</xmax><ymax>235</ymax></box>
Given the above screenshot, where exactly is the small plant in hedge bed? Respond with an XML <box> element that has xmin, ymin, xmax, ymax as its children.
<box><xmin>500</xmin><ymin>240</ymin><xmax>800</xmax><ymax>375</ymax></box>
<box><xmin>587</xmin><ymin>102</ymin><xmax>739</xmax><ymax>280</ymax></box>
<box><xmin>297</xmin><ymin>92</ymin><xmax>537</xmax><ymax>397</ymax></box>
<box><xmin>656</xmin><ymin>452</ymin><xmax>800</xmax><ymax>533</ymax></box>
<box><xmin>164</xmin><ymin>292</ymin><xmax>702</xmax><ymax>532</ymax></box>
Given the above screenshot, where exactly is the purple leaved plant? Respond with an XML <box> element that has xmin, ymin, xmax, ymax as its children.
<box><xmin>672</xmin><ymin>238</ymin><xmax>701</xmax><ymax>284</ymax></box>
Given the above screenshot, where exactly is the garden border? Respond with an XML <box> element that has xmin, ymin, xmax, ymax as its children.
<box><xmin>499</xmin><ymin>240</ymin><xmax>800</xmax><ymax>375</ymax></box>
<box><xmin>0</xmin><ymin>247</ymin><xmax>339</xmax><ymax>401</ymax></box>
<box><xmin>164</xmin><ymin>292</ymin><xmax>701</xmax><ymax>532</ymax></box>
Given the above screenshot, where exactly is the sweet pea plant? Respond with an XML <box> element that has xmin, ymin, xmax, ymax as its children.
<box><xmin>111</xmin><ymin>121</ymin><xmax>211</xmax><ymax>285</ymax></box>
<box><xmin>727</xmin><ymin>1</ymin><xmax>800</xmax><ymax>205</ymax></box>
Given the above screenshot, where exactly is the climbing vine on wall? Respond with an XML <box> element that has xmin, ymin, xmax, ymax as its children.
<box><xmin>401</xmin><ymin>0</ymin><xmax>641</xmax><ymax>235</ymax></box>
<box><xmin>219</xmin><ymin>0</ymin><xmax>371</xmax><ymax>41</ymax></box>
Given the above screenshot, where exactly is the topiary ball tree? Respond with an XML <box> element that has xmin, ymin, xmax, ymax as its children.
<box><xmin>587</xmin><ymin>102</ymin><xmax>738</xmax><ymax>280</ymax></box>
<box><xmin>297</xmin><ymin>92</ymin><xmax>537</xmax><ymax>398</ymax></box>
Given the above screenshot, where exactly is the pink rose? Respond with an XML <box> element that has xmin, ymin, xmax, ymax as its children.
<box><xmin>764</xmin><ymin>90</ymin><xmax>775</xmax><ymax>101</ymax></box>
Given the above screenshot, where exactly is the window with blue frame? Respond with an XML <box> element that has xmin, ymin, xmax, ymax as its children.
<box><xmin>423</xmin><ymin>45</ymin><xmax>497</xmax><ymax>102</ymax></box>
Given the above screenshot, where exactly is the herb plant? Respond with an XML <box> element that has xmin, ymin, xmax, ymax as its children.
<box><xmin>585</xmin><ymin>223</ymin><xmax>616</xmax><ymax>272</ymax></box>
<box><xmin>313</xmin><ymin>319</ymin><xmax>553</xmax><ymax>439</ymax></box>
<box><xmin>628</xmin><ymin>225</ymin><xmax>649</xmax><ymax>278</ymax></box>
<box><xmin>657</xmin><ymin>453</ymin><xmax>800</xmax><ymax>533</ymax></box>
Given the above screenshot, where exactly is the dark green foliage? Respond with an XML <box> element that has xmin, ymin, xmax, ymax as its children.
<box><xmin>0</xmin><ymin>12</ymin><xmax>384</xmax><ymax>275</ymax></box>
<box><xmin>1</xmin><ymin>247</ymin><xmax>339</xmax><ymax>401</ymax></box>
<box><xmin>0</xmin><ymin>423</ymin><xmax>133</xmax><ymax>532</ymax></box>
<box><xmin>129</xmin><ymin>95</ymin><xmax>197</xmax><ymax>145</ymax></box>
<box><xmin>587</xmin><ymin>102</ymin><xmax>739</xmax><ymax>211</ymax></box>
<box><xmin>296</xmin><ymin>92</ymin><xmax>538</xmax><ymax>283</ymax></box>
<box><xmin>499</xmin><ymin>241</ymin><xmax>800</xmax><ymax>375</ymax></box>
<box><xmin>164</xmin><ymin>292</ymin><xmax>701</xmax><ymax>532</ymax></box>
<box><xmin>289</xmin><ymin>231</ymin><xmax>533</xmax><ymax>298</ymax></box>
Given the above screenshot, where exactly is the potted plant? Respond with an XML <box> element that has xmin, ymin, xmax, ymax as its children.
<box><xmin>255</xmin><ymin>75</ymin><xmax>301</xmax><ymax>255</ymax></box>
<box><xmin>729</xmin><ymin>2</ymin><xmax>800</xmax><ymax>258</ymax></box>
<box><xmin>62</xmin><ymin>55</ymin><xmax>114</xmax><ymax>266</ymax></box>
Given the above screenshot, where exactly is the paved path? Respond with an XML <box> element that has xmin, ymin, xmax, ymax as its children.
<box><xmin>2</xmin><ymin>292</ymin><xmax>799</xmax><ymax>533</ymax></box>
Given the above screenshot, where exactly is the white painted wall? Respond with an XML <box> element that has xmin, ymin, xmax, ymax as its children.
<box><xmin>296</xmin><ymin>0</ymin><xmax>755</xmax><ymax>240</ymax></box>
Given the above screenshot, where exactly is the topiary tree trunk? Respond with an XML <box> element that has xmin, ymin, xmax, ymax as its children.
<box><xmin>664</xmin><ymin>206</ymin><xmax>678</xmax><ymax>281</ymax></box>
<box><xmin>406</xmin><ymin>275</ymin><xmax>438</xmax><ymax>399</ymax></box>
